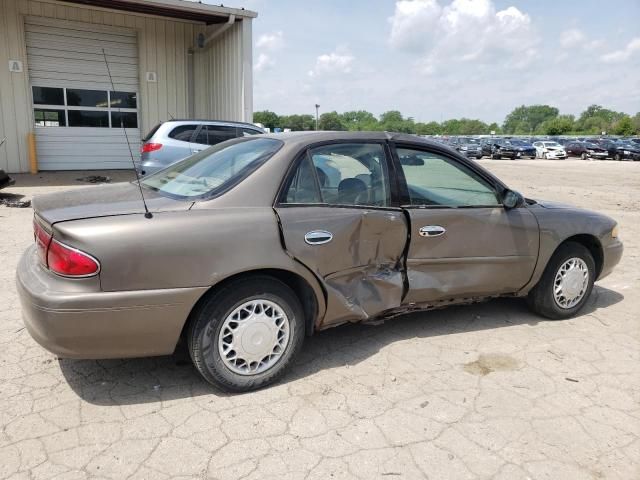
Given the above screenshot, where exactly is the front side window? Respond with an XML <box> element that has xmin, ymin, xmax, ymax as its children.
<box><xmin>396</xmin><ymin>148</ymin><xmax>500</xmax><ymax>207</ymax></box>
<box><xmin>282</xmin><ymin>143</ymin><xmax>391</xmax><ymax>207</ymax></box>
<box><xmin>193</xmin><ymin>125</ymin><xmax>238</xmax><ymax>146</ymax></box>
<box><xmin>141</xmin><ymin>138</ymin><xmax>283</xmax><ymax>199</ymax></box>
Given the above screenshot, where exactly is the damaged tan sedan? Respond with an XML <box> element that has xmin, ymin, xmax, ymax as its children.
<box><xmin>17</xmin><ymin>132</ymin><xmax>623</xmax><ymax>391</ymax></box>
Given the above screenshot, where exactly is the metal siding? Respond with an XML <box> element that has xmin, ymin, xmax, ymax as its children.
<box><xmin>0</xmin><ymin>0</ymin><xmax>251</xmax><ymax>172</ymax></box>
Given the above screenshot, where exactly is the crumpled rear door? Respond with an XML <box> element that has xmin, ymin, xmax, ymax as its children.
<box><xmin>275</xmin><ymin>206</ymin><xmax>408</xmax><ymax>328</ymax></box>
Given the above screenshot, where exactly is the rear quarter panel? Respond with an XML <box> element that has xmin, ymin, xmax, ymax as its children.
<box><xmin>52</xmin><ymin>208</ymin><xmax>325</xmax><ymax>314</ymax></box>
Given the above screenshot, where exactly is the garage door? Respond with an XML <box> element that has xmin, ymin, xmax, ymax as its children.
<box><xmin>25</xmin><ymin>16</ymin><xmax>140</xmax><ymax>170</ymax></box>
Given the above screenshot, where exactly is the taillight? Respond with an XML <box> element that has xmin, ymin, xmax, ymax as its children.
<box><xmin>33</xmin><ymin>218</ymin><xmax>99</xmax><ymax>277</ymax></box>
<box><xmin>141</xmin><ymin>142</ymin><xmax>162</xmax><ymax>153</ymax></box>
<box><xmin>47</xmin><ymin>240</ymin><xmax>100</xmax><ymax>277</ymax></box>
<box><xmin>34</xmin><ymin>219</ymin><xmax>52</xmax><ymax>266</ymax></box>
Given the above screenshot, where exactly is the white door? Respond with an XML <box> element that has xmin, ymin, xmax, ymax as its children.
<box><xmin>25</xmin><ymin>16</ymin><xmax>140</xmax><ymax>170</ymax></box>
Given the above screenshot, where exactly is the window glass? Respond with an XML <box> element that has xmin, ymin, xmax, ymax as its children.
<box><xmin>308</xmin><ymin>143</ymin><xmax>390</xmax><ymax>207</ymax></box>
<box><xmin>110</xmin><ymin>91</ymin><xmax>137</xmax><ymax>108</ymax></box>
<box><xmin>283</xmin><ymin>155</ymin><xmax>322</xmax><ymax>204</ymax></box>
<box><xmin>66</xmin><ymin>89</ymin><xmax>108</xmax><ymax>107</ymax></box>
<box><xmin>111</xmin><ymin>111</ymin><xmax>138</xmax><ymax>128</ymax></box>
<box><xmin>34</xmin><ymin>109</ymin><xmax>66</xmax><ymax>127</ymax></box>
<box><xmin>142</xmin><ymin>123</ymin><xmax>162</xmax><ymax>142</ymax></box>
<box><xmin>397</xmin><ymin>148</ymin><xmax>500</xmax><ymax>207</ymax></box>
<box><xmin>194</xmin><ymin>125</ymin><xmax>238</xmax><ymax>146</ymax></box>
<box><xmin>32</xmin><ymin>87</ymin><xmax>64</xmax><ymax>105</ymax></box>
<box><xmin>242</xmin><ymin>127</ymin><xmax>262</xmax><ymax>136</ymax></box>
<box><xmin>141</xmin><ymin>138</ymin><xmax>283</xmax><ymax>199</ymax></box>
<box><xmin>168</xmin><ymin>125</ymin><xmax>198</xmax><ymax>142</ymax></box>
<box><xmin>68</xmin><ymin>110</ymin><xmax>109</xmax><ymax>127</ymax></box>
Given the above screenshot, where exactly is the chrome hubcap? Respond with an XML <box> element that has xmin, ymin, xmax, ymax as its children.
<box><xmin>553</xmin><ymin>257</ymin><xmax>589</xmax><ymax>309</ymax></box>
<box><xmin>218</xmin><ymin>299</ymin><xmax>290</xmax><ymax>375</ymax></box>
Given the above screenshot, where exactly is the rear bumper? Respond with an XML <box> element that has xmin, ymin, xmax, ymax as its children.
<box><xmin>16</xmin><ymin>246</ymin><xmax>207</xmax><ymax>359</ymax></box>
<box><xmin>598</xmin><ymin>239</ymin><xmax>623</xmax><ymax>280</ymax></box>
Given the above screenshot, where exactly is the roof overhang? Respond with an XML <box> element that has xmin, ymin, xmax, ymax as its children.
<box><xmin>58</xmin><ymin>0</ymin><xmax>257</xmax><ymax>24</ymax></box>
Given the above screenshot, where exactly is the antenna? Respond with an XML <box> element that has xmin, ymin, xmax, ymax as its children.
<box><xmin>102</xmin><ymin>48</ymin><xmax>152</xmax><ymax>219</ymax></box>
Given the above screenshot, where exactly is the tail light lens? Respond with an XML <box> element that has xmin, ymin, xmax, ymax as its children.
<box><xmin>34</xmin><ymin>219</ymin><xmax>52</xmax><ymax>266</ymax></box>
<box><xmin>48</xmin><ymin>240</ymin><xmax>100</xmax><ymax>277</ymax></box>
<box><xmin>33</xmin><ymin>218</ymin><xmax>100</xmax><ymax>277</ymax></box>
<box><xmin>141</xmin><ymin>142</ymin><xmax>162</xmax><ymax>153</ymax></box>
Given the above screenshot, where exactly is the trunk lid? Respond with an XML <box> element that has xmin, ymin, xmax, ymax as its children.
<box><xmin>32</xmin><ymin>182</ymin><xmax>192</xmax><ymax>224</ymax></box>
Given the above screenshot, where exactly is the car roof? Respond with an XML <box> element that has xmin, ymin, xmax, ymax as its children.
<box><xmin>160</xmin><ymin>119</ymin><xmax>263</xmax><ymax>129</ymax></box>
<box><xmin>257</xmin><ymin>130</ymin><xmax>439</xmax><ymax>148</ymax></box>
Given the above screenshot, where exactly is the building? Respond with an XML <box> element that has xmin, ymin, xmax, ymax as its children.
<box><xmin>0</xmin><ymin>0</ymin><xmax>256</xmax><ymax>172</ymax></box>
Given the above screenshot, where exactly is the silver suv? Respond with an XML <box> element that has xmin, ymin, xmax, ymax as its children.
<box><xmin>138</xmin><ymin>120</ymin><xmax>264</xmax><ymax>175</ymax></box>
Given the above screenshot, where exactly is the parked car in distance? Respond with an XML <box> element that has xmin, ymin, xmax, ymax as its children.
<box><xmin>565</xmin><ymin>141</ymin><xmax>608</xmax><ymax>160</ymax></box>
<box><xmin>490</xmin><ymin>139</ymin><xmax>535</xmax><ymax>159</ymax></box>
<box><xmin>532</xmin><ymin>141</ymin><xmax>568</xmax><ymax>159</ymax></box>
<box><xmin>138</xmin><ymin>120</ymin><xmax>264</xmax><ymax>175</ymax></box>
<box><xmin>18</xmin><ymin>132</ymin><xmax>623</xmax><ymax>392</ymax></box>
<box><xmin>451</xmin><ymin>137</ymin><xmax>483</xmax><ymax>159</ymax></box>
<box><xmin>614</xmin><ymin>141</ymin><xmax>640</xmax><ymax>161</ymax></box>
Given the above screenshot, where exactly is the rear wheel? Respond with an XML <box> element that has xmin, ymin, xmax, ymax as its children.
<box><xmin>527</xmin><ymin>242</ymin><xmax>595</xmax><ymax>320</ymax></box>
<box><xmin>188</xmin><ymin>276</ymin><xmax>305</xmax><ymax>392</ymax></box>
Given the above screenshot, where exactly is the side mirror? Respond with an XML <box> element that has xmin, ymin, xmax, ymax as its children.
<box><xmin>503</xmin><ymin>189</ymin><xmax>525</xmax><ymax>209</ymax></box>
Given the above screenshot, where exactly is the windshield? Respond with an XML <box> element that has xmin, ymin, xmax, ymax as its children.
<box><xmin>543</xmin><ymin>142</ymin><xmax>561</xmax><ymax>147</ymax></box>
<box><xmin>141</xmin><ymin>137</ymin><xmax>283</xmax><ymax>199</ymax></box>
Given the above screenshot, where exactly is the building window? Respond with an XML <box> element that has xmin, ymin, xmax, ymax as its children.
<box><xmin>32</xmin><ymin>87</ymin><xmax>138</xmax><ymax>128</ymax></box>
<box><xmin>34</xmin><ymin>109</ymin><xmax>66</xmax><ymax>127</ymax></box>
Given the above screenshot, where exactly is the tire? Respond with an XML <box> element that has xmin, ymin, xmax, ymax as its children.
<box><xmin>188</xmin><ymin>275</ymin><xmax>305</xmax><ymax>392</ymax></box>
<box><xmin>476</xmin><ymin>155</ymin><xmax>482</xmax><ymax>160</ymax></box>
<box><xmin>544</xmin><ymin>153</ymin><xmax>550</xmax><ymax>160</ymax></box>
<box><xmin>614</xmin><ymin>153</ymin><xmax>621</xmax><ymax>161</ymax></box>
<box><xmin>527</xmin><ymin>242</ymin><xmax>596</xmax><ymax>320</ymax></box>
<box><xmin>581</xmin><ymin>152</ymin><xmax>588</xmax><ymax>160</ymax></box>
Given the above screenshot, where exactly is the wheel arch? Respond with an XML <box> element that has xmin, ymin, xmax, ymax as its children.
<box><xmin>178</xmin><ymin>268</ymin><xmax>323</xmax><ymax>347</ymax></box>
<box><xmin>550</xmin><ymin>234</ymin><xmax>604</xmax><ymax>279</ymax></box>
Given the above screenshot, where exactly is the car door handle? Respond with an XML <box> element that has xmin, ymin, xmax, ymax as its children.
<box><xmin>304</xmin><ymin>230</ymin><xmax>333</xmax><ymax>245</ymax></box>
<box><xmin>419</xmin><ymin>225</ymin><xmax>446</xmax><ymax>237</ymax></box>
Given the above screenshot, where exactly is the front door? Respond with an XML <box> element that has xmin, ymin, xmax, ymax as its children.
<box><xmin>392</xmin><ymin>144</ymin><xmax>539</xmax><ymax>304</ymax></box>
<box><xmin>275</xmin><ymin>142</ymin><xmax>408</xmax><ymax>328</ymax></box>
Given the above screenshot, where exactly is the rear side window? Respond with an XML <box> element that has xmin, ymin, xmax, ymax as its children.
<box><xmin>242</xmin><ymin>128</ymin><xmax>262</xmax><ymax>136</ymax></box>
<box><xmin>142</xmin><ymin>123</ymin><xmax>162</xmax><ymax>142</ymax></box>
<box><xmin>169</xmin><ymin>125</ymin><xmax>198</xmax><ymax>142</ymax></box>
<box><xmin>141</xmin><ymin>138</ymin><xmax>283</xmax><ymax>199</ymax></box>
<box><xmin>193</xmin><ymin>125</ymin><xmax>238</xmax><ymax>146</ymax></box>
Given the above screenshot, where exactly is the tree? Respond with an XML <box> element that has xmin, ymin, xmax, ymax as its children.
<box><xmin>281</xmin><ymin>114</ymin><xmax>315</xmax><ymax>131</ymax></box>
<box><xmin>612</xmin><ymin>116</ymin><xmax>636</xmax><ymax>136</ymax></box>
<box><xmin>538</xmin><ymin>114</ymin><xmax>574</xmax><ymax>135</ymax></box>
<box><xmin>378</xmin><ymin>110</ymin><xmax>415</xmax><ymax>133</ymax></box>
<box><xmin>318</xmin><ymin>111</ymin><xmax>346</xmax><ymax>131</ymax></box>
<box><xmin>575</xmin><ymin>104</ymin><xmax>626</xmax><ymax>134</ymax></box>
<box><xmin>415</xmin><ymin>121</ymin><xmax>441</xmax><ymax>135</ymax></box>
<box><xmin>503</xmin><ymin>105</ymin><xmax>559</xmax><ymax>134</ymax></box>
<box><xmin>340</xmin><ymin>110</ymin><xmax>378</xmax><ymax>131</ymax></box>
<box><xmin>253</xmin><ymin>110</ymin><xmax>280</xmax><ymax>130</ymax></box>
<box><xmin>487</xmin><ymin>122</ymin><xmax>501</xmax><ymax>134</ymax></box>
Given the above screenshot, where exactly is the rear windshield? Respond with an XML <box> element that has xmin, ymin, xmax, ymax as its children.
<box><xmin>142</xmin><ymin>123</ymin><xmax>162</xmax><ymax>142</ymax></box>
<box><xmin>140</xmin><ymin>137</ymin><xmax>283</xmax><ymax>200</ymax></box>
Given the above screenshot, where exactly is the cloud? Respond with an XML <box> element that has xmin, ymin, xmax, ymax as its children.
<box><xmin>256</xmin><ymin>31</ymin><xmax>284</xmax><ymax>50</ymax></box>
<box><xmin>560</xmin><ymin>28</ymin><xmax>586</xmax><ymax>49</ymax></box>
<box><xmin>600</xmin><ymin>37</ymin><xmax>640</xmax><ymax>63</ymax></box>
<box><xmin>308</xmin><ymin>49</ymin><xmax>354</xmax><ymax>77</ymax></box>
<box><xmin>254</xmin><ymin>53</ymin><xmax>275</xmax><ymax>72</ymax></box>
<box><xmin>388</xmin><ymin>0</ymin><xmax>539</xmax><ymax>73</ymax></box>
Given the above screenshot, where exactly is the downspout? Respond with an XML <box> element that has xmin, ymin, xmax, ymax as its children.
<box><xmin>187</xmin><ymin>48</ymin><xmax>195</xmax><ymax>118</ymax></box>
<box><xmin>203</xmin><ymin>14</ymin><xmax>236</xmax><ymax>47</ymax></box>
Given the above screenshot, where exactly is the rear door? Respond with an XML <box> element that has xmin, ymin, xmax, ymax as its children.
<box><xmin>275</xmin><ymin>142</ymin><xmax>408</xmax><ymax>328</ymax></box>
<box><xmin>391</xmin><ymin>144</ymin><xmax>539</xmax><ymax>304</ymax></box>
<box><xmin>190</xmin><ymin>125</ymin><xmax>239</xmax><ymax>153</ymax></box>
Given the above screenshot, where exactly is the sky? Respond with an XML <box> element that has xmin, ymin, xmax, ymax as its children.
<box><xmin>204</xmin><ymin>0</ymin><xmax>640</xmax><ymax>123</ymax></box>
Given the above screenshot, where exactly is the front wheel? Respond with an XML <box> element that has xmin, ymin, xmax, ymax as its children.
<box><xmin>581</xmin><ymin>152</ymin><xmax>588</xmax><ymax>160</ymax></box>
<box><xmin>188</xmin><ymin>276</ymin><xmax>305</xmax><ymax>392</ymax></box>
<box><xmin>614</xmin><ymin>153</ymin><xmax>622</xmax><ymax>161</ymax></box>
<box><xmin>527</xmin><ymin>242</ymin><xmax>595</xmax><ymax>320</ymax></box>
